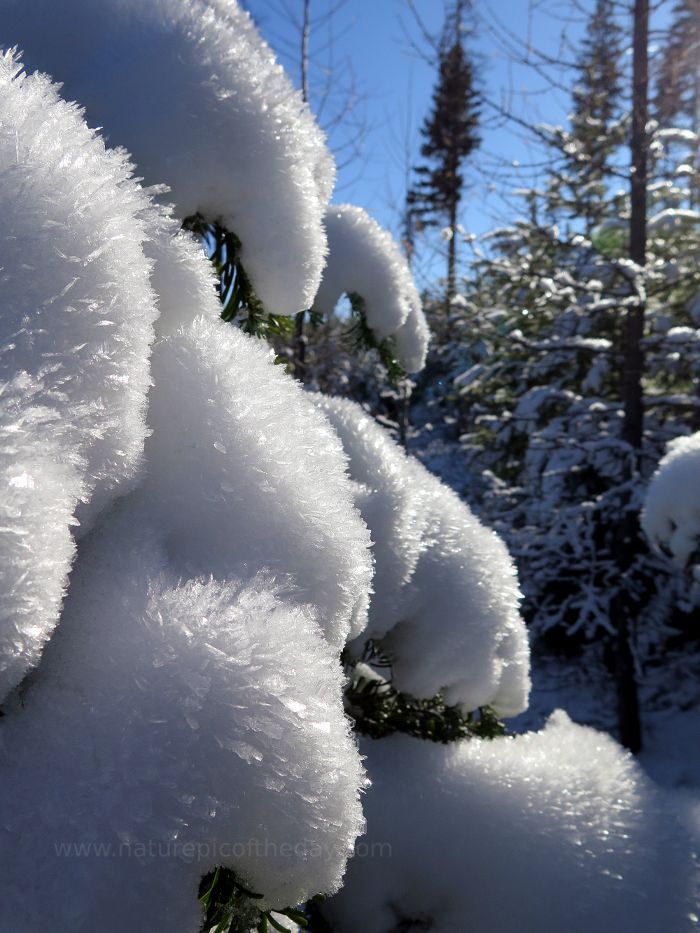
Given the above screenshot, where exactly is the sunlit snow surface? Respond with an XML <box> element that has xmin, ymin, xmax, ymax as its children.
<box><xmin>1</xmin><ymin>0</ymin><xmax>335</xmax><ymax>314</ymax></box>
<box><xmin>642</xmin><ymin>431</ymin><xmax>700</xmax><ymax>566</ymax></box>
<box><xmin>0</xmin><ymin>51</ymin><xmax>158</xmax><ymax>700</ymax></box>
<box><xmin>315</xmin><ymin>395</ymin><xmax>530</xmax><ymax>717</ymax></box>
<box><xmin>326</xmin><ymin>712</ymin><xmax>699</xmax><ymax>933</ymax></box>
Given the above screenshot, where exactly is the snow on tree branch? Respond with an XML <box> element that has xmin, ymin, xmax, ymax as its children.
<box><xmin>0</xmin><ymin>53</ymin><xmax>376</xmax><ymax>927</ymax></box>
<box><xmin>325</xmin><ymin>712</ymin><xmax>698</xmax><ymax>933</ymax></box>
<box><xmin>142</xmin><ymin>227</ymin><xmax>374</xmax><ymax>651</ymax></box>
<box><xmin>1</xmin><ymin>0</ymin><xmax>335</xmax><ymax>315</ymax></box>
<box><xmin>0</xmin><ymin>518</ymin><xmax>365</xmax><ymax>929</ymax></box>
<box><xmin>315</xmin><ymin>395</ymin><xmax>530</xmax><ymax>717</ymax></box>
<box><xmin>642</xmin><ymin>431</ymin><xmax>700</xmax><ymax>566</ymax></box>
<box><xmin>313</xmin><ymin>205</ymin><xmax>430</xmax><ymax>373</ymax></box>
<box><xmin>0</xmin><ymin>51</ymin><xmax>159</xmax><ymax>701</ymax></box>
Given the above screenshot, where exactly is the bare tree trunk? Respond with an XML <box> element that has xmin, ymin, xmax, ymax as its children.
<box><xmin>447</xmin><ymin>194</ymin><xmax>457</xmax><ymax>307</ymax></box>
<box><xmin>610</xmin><ymin>0</ymin><xmax>648</xmax><ymax>755</ymax></box>
<box><xmin>293</xmin><ymin>0</ymin><xmax>312</xmax><ymax>382</ymax></box>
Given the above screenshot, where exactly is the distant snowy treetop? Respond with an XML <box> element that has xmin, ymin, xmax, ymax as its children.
<box><xmin>0</xmin><ymin>50</ymin><xmax>159</xmax><ymax>701</ymax></box>
<box><xmin>647</xmin><ymin>208</ymin><xmax>700</xmax><ymax>232</ymax></box>
<box><xmin>313</xmin><ymin>205</ymin><xmax>430</xmax><ymax>373</ymax></box>
<box><xmin>315</xmin><ymin>395</ymin><xmax>530</xmax><ymax>718</ymax></box>
<box><xmin>1</xmin><ymin>0</ymin><xmax>335</xmax><ymax>315</ymax></box>
<box><xmin>642</xmin><ymin>431</ymin><xmax>700</xmax><ymax>566</ymax></box>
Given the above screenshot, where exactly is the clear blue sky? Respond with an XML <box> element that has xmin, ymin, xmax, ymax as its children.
<box><xmin>242</xmin><ymin>1</ymin><xmax>651</xmax><ymax>288</ymax></box>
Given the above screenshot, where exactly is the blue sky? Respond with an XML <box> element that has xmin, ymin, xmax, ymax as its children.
<box><xmin>242</xmin><ymin>1</ymin><xmax>644</xmax><ymax>287</ymax></box>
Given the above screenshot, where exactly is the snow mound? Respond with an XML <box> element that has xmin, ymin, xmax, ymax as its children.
<box><xmin>314</xmin><ymin>395</ymin><xmax>530</xmax><ymax>717</ymax></box>
<box><xmin>326</xmin><ymin>712</ymin><xmax>699</xmax><ymax>933</ymax></box>
<box><xmin>0</xmin><ymin>51</ymin><xmax>157</xmax><ymax>701</ymax></box>
<box><xmin>1</xmin><ymin>0</ymin><xmax>335</xmax><ymax>314</ymax></box>
<box><xmin>642</xmin><ymin>431</ymin><xmax>700</xmax><ymax>565</ymax></box>
<box><xmin>313</xmin><ymin>205</ymin><xmax>430</xmax><ymax>372</ymax></box>
<box><xmin>0</xmin><ymin>510</ymin><xmax>365</xmax><ymax>931</ymax></box>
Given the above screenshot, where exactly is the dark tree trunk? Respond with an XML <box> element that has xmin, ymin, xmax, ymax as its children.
<box><xmin>292</xmin><ymin>0</ymin><xmax>311</xmax><ymax>383</ymax></box>
<box><xmin>447</xmin><ymin>195</ymin><xmax>457</xmax><ymax>307</ymax></box>
<box><xmin>610</xmin><ymin>0</ymin><xmax>648</xmax><ymax>755</ymax></box>
<box><xmin>293</xmin><ymin>310</ymin><xmax>306</xmax><ymax>382</ymax></box>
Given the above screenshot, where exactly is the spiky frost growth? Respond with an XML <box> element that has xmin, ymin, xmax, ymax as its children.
<box><xmin>143</xmin><ymin>228</ymin><xmax>373</xmax><ymax>649</ymax></box>
<box><xmin>0</xmin><ymin>205</ymin><xmax>372</xmax><ymax>933</ymax></box>
<box><xmin>1</xmin><ymin>0</ymin><xmax>335</xmax><ymax>314</ymax></box>
<box><xmin>0</xmin><ymin>513</ymin><xmax>365</xmax><ymax>931</ymax></box>
<box><xmin>0</xmin><ymin>52</ymin><xmax>158</xmax><ymax>701</ymax></box>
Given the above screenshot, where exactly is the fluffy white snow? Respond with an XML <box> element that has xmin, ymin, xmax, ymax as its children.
<box><xmin>314</xmin><ymin>395</ymin><xmax>530</xmax><ymax>717</ymax></box>
<box><xmin>0</xmin><ymin>508</ymin><xmax>366</xmax><ymax>931</ymax></box>
<box><xmin>648</xmin><ymin>208</ymin><xmax>700</xmax><ymax>232</ymax></box>
<box><xmin>325</xmin><ymin>712</ymin><xmax>699</xmax><ymax>933</ymax></box>
<box><xmin>642</xmin><ymin>432</ymin><xmax>700</xmax><ymax>566</ymax></box>
<box><xmin>0</xmin><ymin>52</ymin><xmax>158</xmax><ymax>701</ymax></box>
<box><xmin>313</xmin><ymin>205</ymin><xmax>430</xmax><ymax>372</ymax></box>
<box><xmin>143</xmin><ymin>228</ymin><xmax>373</xmax><ymax>649</ymax></box>
<box><xmin>1</xmin><ymin>0</ymin><xmax>335</xmax><ymax>315</ymax></box>
<box><xmin>0</xmin><ymin>181</ymin><xmax>373</xmax><ymax>929</ymax></box>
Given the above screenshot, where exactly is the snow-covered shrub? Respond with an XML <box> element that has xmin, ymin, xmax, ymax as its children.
<box><xmin>313</xmin><ymin>205</ymin><xmax>430</xmax><ymax>373</ymax></box>
<box><xmin>0</xmin><ymin>51</ymin><xmax>158</xmax><ymax>701</ymax></box>
<box><xmin>325</xmin><ymin>711</ymin><xmax>698</xmax><ymax>933</ymax></box>
<box><xmin>315</xmin><ymin>395</ymin><xmax>530</xmax><ymax>717</ymax></box>
<box><xmin>642</xmin><ymin>431</ymin><xmax>700</xmax><ymax>565</ymax></box>
<box><xmin>1</xmin><ymin>0</ymin><xmax>334</xmax><ymax>314</ymax></box>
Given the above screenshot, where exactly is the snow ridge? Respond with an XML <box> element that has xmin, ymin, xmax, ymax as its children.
<box><xmin>326</xmin><ymin>712</ymin><xmax>698</xmax><ymax>933</ymax></box>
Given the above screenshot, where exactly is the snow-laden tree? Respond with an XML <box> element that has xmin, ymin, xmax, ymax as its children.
<box><xmin>415</xmin><ymin>7</ymin><xmax>700</xmax><ymax>751</ymax></box>
<box><xmin>0</xmin><ymin>3</ymin><xmax>698</xmax><ymax>932</ymax></box>
<box><xmin>0</xmin><ymin>49</ymin><xmax>371</xmax><ymax>931</ymax></box>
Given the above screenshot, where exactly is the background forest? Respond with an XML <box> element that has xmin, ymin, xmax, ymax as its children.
<box><xmin>264</xmin><ymin>0</ymin><xmax>700</xmax><ymax>763</ymax></box>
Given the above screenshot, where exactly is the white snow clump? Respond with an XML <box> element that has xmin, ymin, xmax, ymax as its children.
<box><xmin>0</xmin><ymin>509</ymin><xmax>365</xmax><ymax>931</ymax></box>
<box><xmin>325</xmin><ymin>711</ymin><xmax>699</xmax><ymax>933</ymax></box>
<box><xmin>0</xmin><ymin>51</ymin><xmax>158</xmax><ymax>701</ymax></box>
<box><xmin>313</xmin><ymin>205</ymin><xmax>430</xmax><ymax>372</ymax></box>
<box><xmin>314</xmin><ymin>395</ymin><xmax>530</xmax><ymax>717</ymax></box>
<box><xmin>1</xmin><ymin>0</ymin><xmax>335</xmax><ymax>314</ymax></box>
<box><xmin>642</xmin><ymin>431</ymin><xmax>700</xmax><ymax>566</ymax></box>
<box><xmin>0</xmin><ymin>54</ymin><xmax>373</xmax><ymax>928</ymax></box>
<box><xmin>142</xmin><ymin>227</ymin><xmax>373</xmax><ymax>649</ymax></box>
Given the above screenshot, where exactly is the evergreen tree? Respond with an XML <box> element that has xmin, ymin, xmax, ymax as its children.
<box><xmin>409</xmin><ymin>0</ymin><xmax>700</xmax><ymax>754</ymax></box>
<box><xmin>564</xmin><ymin>0</ymin><xmax>625</xmax><ymax>233</ymax></box>
<box><xmin>655</xmin><ymin>0</ymin><xmax>700</xmax><ymax>129</ymax></box>
<box><xmin>408</xmin><ymin>0</ymin><xmax>480</xmax><ymax>304</ymax></box>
